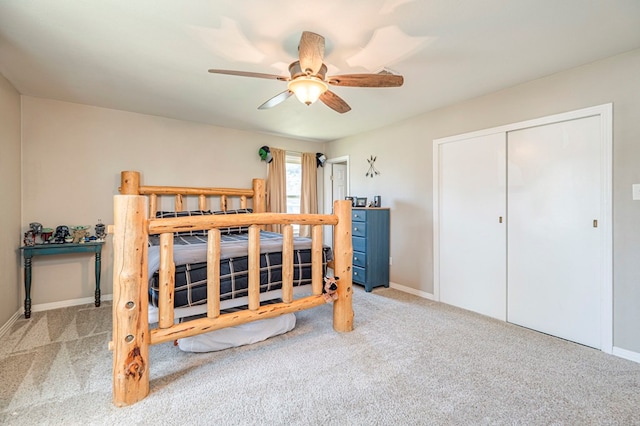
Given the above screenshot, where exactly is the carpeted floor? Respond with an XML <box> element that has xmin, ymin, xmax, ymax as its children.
<box><xmin>1</xmin><ymin>287</ymin><xmax>639</xmax><ymax>425</ymax></box>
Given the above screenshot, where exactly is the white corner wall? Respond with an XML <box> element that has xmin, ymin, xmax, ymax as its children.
<box><xmin>0</xmin><ymin>73</ymin><xmax>22</xmax><ymax>327</ymax></box>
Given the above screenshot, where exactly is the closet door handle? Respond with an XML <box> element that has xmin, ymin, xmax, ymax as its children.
<box><xmin>499</xmin><ymin>216</ymin><xmax>503</xmax><ymax>223</ymax></box>
<box><xmin>593</xmin><ymin>219</ymin><xmax>598</xmax><ymax>228</ymax></box>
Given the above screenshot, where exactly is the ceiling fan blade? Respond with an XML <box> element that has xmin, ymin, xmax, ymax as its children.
<box><xmin>258</xmin><ymin>90</ymin><xmax>293</xmax><ymax>110</ymax></box>
<box><xmin>298</xmin><ymin>31</ymin><xmax>325</xmax><ymax>75</ymax></box>
<box><xmin>327</xmin><ymin>73</ymin><xmax>404</xmax><ymax>88</ymax></box>
<box><xmin>208</xmin><ymin>69</ymin><xmax>289</xmax><ymax>81</ymax></box>
<box><xmin>319</xmin><ymin>91</ymin><xmax>351</xmax><ymax>114</ymax></box>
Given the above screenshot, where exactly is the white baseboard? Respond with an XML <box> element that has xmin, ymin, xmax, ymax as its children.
<box><xmin>0</xmin><ymin>310</ymin><xmax>22</xmax><ymax>339</ymax></box>
<box><xmin>612</xmin><ymin>346</ymin><xmax>640</xmax><ymax>364</ymax></box>
<box><xmin>30</xmin><ymin>293</ymin><xmax>113</xmax><ymax>314</ymax></box>
<box><xmin>389</xmin><ymin>281</ymin><xmax>435</xmax><ymax>300</ymax></box>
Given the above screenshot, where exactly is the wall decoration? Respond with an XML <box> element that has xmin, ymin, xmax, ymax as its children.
<box><xmin>316</xmin><ymin>153</ymin><xmax>326</xmax><ymax>167</ymax></box>
<box><xmin>366</xmin><ymin>155</ymin><xmax>379</xmax><ymax>178</ymax></box>
<box><xmin>258</xmin><ymin>146</ymin><xmax>273</xmax><ymax>163</ymax></box>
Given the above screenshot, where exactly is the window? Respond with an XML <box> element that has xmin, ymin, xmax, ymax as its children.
<box><xmin>286</xmin><ymin>153</ymin><xmax>301</xmax><ymax>234</ymax></box>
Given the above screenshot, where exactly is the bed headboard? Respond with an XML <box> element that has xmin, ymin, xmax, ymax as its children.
<box><xmin>119</xmin><ymin>171</ymin><xmax>266</xmax><ymax>217</ymax></box>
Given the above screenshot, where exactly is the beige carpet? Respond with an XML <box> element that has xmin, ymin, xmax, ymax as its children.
<box><xmin>1</xmin><ymin>287</ymin><xmax>639</xmax><ymax>425</ymax></box>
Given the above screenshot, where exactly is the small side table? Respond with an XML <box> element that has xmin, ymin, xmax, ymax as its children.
<box><xmin>19</xmin><ymin>241</ymin><xmax>104</xmax><ymax>318</ymax></box>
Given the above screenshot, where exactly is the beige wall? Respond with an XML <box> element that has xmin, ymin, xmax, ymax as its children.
<box><xmin>327</xmin><ymin>48</ymin><xmax>640</xmax><ymax>353</ymax></box>
<box><xmin>11</xmin><ymin>48</ymin><xmax>640</xmax><ymax>354</ymax></box>
<box><xmin>21</xmin><ymin>97</ymin><xmax>324</xmax><ymax>307</ymax></box>
<box><xmin>0</xmin><ymin>74</ymin><xmax>22</xmax><ymax>325</ymax></box>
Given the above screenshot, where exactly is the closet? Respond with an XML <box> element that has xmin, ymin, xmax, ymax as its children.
<box><xmin>433</xmin><ymin>104</ymin><xmax>612</xmax><ymax>351</ymax></box>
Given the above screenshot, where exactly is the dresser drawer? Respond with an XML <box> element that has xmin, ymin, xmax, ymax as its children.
<box><xmin>352</xmin><ymin>222</ymin><xmax>366</xmax><ymax>237</ymax></box>
<box><xmin>352</xmin><ymin>236</ymin><xmax>366</xmax><ymax>252</ymax></box>
<box><xmin>352</xmin><ymin>266</ymin><xmax>366</xmax><ymax>284</ymax></box>
<box><xmin>352</xmin><ymin>251</ymin><xmax>366</xmax><ymax>268</ymax></box>
<box><xmin>352</xmin><ymin>210</ymin><xmax>367</xmax><ymax>222</ymax></box>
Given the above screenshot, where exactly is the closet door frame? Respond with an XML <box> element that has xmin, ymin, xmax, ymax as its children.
<box><xmin>433</xmin><ymin>103</ymin><xmax>612</xmax><ymax>354</ymax></box>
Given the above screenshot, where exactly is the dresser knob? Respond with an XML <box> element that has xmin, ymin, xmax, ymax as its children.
<box><xmin>354</xmin><ymin>257</ymin><xmax>358</xmax><ymax>261</ymax></box>
<box><xmin>354</xmin><ymin>227</ymin><xmax>358</xmax><ymax>231</ymax></box>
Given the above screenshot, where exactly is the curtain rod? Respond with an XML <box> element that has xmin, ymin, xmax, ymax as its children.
<box><xmin>280</xmin><ymin>149</ymin><xmax>317</xmax><ymax>155</ymax></box>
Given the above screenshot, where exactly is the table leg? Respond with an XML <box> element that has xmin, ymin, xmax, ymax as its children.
<box><xmin>94</xmin><ymin>251</ymin><xmax>101</xmax><ymax>307</ymax></box>
<box><xmin>24</xmin><ymin>256</ymin><xmax>32</xmax><ymax>318</ymax></box>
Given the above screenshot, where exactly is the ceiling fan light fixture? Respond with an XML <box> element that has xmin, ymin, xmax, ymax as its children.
<box><xmin>288</xmin><ymin>77</ymin><xmax>328</xmax><ymax>106</ymax></box>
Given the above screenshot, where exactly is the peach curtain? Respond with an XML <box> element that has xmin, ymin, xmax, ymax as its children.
<box><xmin>266</xmin><ymin>147</ymin><xmax>286</xmax><ymax>233</ymax></box>
<box><xmin>299</xmin><ymin>152</ymin><xmax>318</xmax><ymax>237</ymax></box>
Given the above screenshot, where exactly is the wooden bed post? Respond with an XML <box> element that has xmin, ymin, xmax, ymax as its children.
<box><xmin>332</xmin><ymin>200</ymin><xmax>354</xmax><ymax>332</ymax></box>
<box><xmin>252</xmin><ymin>178</ymin><xmax>266</xmax><ymax>213</ymax></box>
<box><xmin>120</xmin><ymin>170</ymin><xmax>141</xmax><ymax>195</ymax></box>
<box><xmin>112</xmin><ymin>193</ymin><xmax>150</xmax><ymax>406</ymax></box>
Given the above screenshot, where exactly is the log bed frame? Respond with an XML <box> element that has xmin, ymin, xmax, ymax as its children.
<box><xmin>111</xmin><ymin>171</ymin><xmax>354</xmax><ymax>406</ymax></box>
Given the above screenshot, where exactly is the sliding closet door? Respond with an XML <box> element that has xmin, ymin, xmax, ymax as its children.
<box><xmin>438</xmin><ymin>133</ymin><xmax>506</xmax><ymax>320</ymax></box>
<box><xmin>507</xmin><ymin>116</ymin><xmax>602</xmax><ymax>348</ymax></box>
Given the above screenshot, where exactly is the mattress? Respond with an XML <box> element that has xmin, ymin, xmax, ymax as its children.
<box><xmin>147</xmin><ymin>230</ymin><xmax>332</xmax><ymax>309</ymax></box>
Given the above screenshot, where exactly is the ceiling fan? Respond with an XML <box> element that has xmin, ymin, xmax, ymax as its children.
<box><xmin>208</xmin><ymin>31</ymin><xmax>404</xmax><ymax>114</ymax></box>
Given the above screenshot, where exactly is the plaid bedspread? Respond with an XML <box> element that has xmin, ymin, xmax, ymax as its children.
<box><xmin>148</xmin><ymin>231</ymin><xmax>332</xmax><ymax>308</ymax></box>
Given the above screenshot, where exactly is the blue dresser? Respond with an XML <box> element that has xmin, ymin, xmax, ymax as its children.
<box><xmin>351</xmin><ymin>208</ymin><xmax>390</xmax><ymax>292</ymax></box>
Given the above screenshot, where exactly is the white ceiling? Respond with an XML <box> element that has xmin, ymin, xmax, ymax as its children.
<box><xmin>1</xmin><ymin>1</ymin><xmax>639</xmax><ymax>142</ymax></box>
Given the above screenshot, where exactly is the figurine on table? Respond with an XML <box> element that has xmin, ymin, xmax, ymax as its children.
<box><xmin>53</xmin><ymin>226</ymin><xmax>70</xmax><ymax>243</ymax></box>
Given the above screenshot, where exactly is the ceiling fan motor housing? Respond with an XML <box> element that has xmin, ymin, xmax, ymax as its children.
<box><xmin>288</xmin><ymin>61</ymin><xmax>327</xmax><ymax>80</ymax></box>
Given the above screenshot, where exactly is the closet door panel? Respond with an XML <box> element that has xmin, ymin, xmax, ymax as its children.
<box><xmin>439</xmin><ymin>133</ymin><xmax>506</xmax><ymax>320</ymax></box>
<box><xmin>507</xmin><ymin>116</ymin><xmax>602</xmax><ymax>348</ymax></box>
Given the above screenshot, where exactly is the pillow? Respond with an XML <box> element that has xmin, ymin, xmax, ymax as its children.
<box><xmin>155</xmin><ymin>210</ymin><xmax>212</xmax><ymax>236</ymax></box>
<box><xmin>212</xmin><ymin>208</ymin><xmax>253</xmax><ymax>234</ymax></box>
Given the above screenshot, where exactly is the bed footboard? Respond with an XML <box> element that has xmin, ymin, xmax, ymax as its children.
<box><xmin>111</xmin><ymin>171</ymin><xmax>353</xmax><ymax>407</ymax></box>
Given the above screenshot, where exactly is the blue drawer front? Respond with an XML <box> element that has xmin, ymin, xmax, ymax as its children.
<box><xmin>352</xmin><ymin>236</ymin><xmax>366</xmax><ymax>252</ymax></box>
<box><xmin>353</xmin><ymin>251</ymin><xmax>366</xmax><ymax>267</ymax></box>
<box><xmin>352</xmin><ymin>222</ymin><xmax>366</xmax><ymax>237</ymax></box>
<box><xmin>352</xmin><ymin>210</ymin><xmax>367</xmax><ymax>222</ymax></box>
<box><xmin>352</xmin><ymin>266</ymin><xmax>366</xmax><ymax>284</ymax></box>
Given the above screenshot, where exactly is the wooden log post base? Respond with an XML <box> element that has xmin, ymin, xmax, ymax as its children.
<box><xmin>332</xmin><ymin>200</ymin><xmax>354</xmax><ymax>332</ymax></box>
<box><xmin>112</xmin><ymin>194</ymin><xmax>150</xmax><ymax>406</ymax></box>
